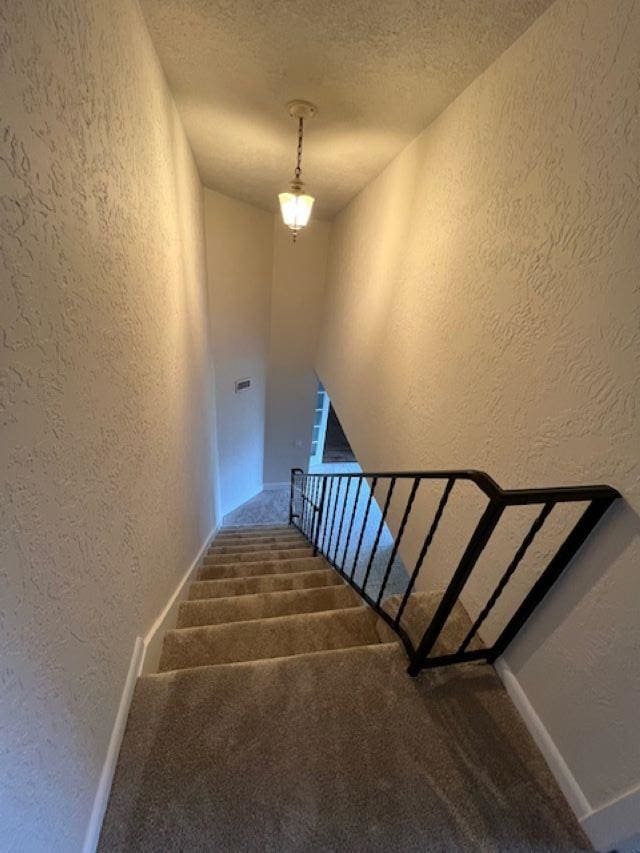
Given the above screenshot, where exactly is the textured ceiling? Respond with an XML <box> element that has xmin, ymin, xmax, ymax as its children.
<box><xmin>140</xmin><ymin>0</ymin><xmax>554</xmax><ymax>218</ymax></box>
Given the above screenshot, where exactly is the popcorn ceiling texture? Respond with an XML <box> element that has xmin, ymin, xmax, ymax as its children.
<box><xmin>139</xmin><ymin>0</ymin><xmax>554</xmax><ymax>218</ymax></box>
<box><xmin>317</xmin><ymin>0</ymin><xmax>640</xmax><ymax>819</ymax></box>
<box><xmin>0</xmin><ymin>0</ymin><xmax>219</xmax><ymax>849</ymax></box>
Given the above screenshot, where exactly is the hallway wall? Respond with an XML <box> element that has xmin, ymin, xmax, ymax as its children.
<box><xmin>316</xmin><ymin>0</ymin><xmax>640</xmax><ymax>846</ymax></box>
<box><xmin>264</xmin><ymin>219</ymin><xmax>331</xmax><ymax>484</ymax></box>
<box><xmin>204</xmin><ymin>189</ymin><xmax>273</xmax><ymax>515</ymax></box>
<box><xmin>203</xmin><ymin>189</ymin><xmax>331</xmax><ymax>505</ymax></box>
<box><xmin>0</xmin><ymin>0</ymin><xmax>220</xmax><ymax>849</ymax></box>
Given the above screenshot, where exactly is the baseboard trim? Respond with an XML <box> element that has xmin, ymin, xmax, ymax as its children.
<box><xmin>140</xmin><ymin>521</ymin><xmax>220</xmax><ymax>674</ymax></box>
<box><xmin>263</xmin><ymin>481</ymin><xmax>290</xmax><ymax>491</ymax></box>
<box><xmin>581</xmin><ymin>782</ymin><xmax>640</xmax><ymax>852</ymax></box>
<box><xmin>82</xmin><ymin>636</ymin><xmax>144</xmax><ymax>853</ymax></box>
<box><xmin>82</xmin><ymin>521</ymin><xmax>219</xmax><ymax>853</ymax></box>
<box><xmin>496</xmin><ymin>658</ymin><xmax>640</xmax><ymax>851</ymax></box>
<box><xmin>494</xmin><ymin>658</ymin><xmax>591</xmax><ymax>819</ymax></box>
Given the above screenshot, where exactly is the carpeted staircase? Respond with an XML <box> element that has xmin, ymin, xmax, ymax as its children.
<box><xmin>158</xmin><ymin>526</ymin><xmax>388</xmax><ymax>671</ymax></box>
<box><xmin>99</xmin><ymin>524</ymin><xmax>589</xmax><ymax>851</ymax></box>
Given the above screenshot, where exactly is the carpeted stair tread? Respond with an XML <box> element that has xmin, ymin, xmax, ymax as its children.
<box><xmin>203</xmin><ymin>547</ymin><xmax>313</xmax><ymax>565</ymax></box>
<box><xmin>150</xmin><ymin>640</ymin><xmax>401</xmax><ymax>682</ymax></box>
<box><xmin>100</xmin><ymin>643</ymin><xmax>589</xmax><ymax>852</ymax></box>
<box><xmin>188</xmin><ymin>568</ymin><xmax>343</xmax><ymax>600</ymax></box>
<box><xmin>213</xmin><ymin>529</ymin><xmax>304</xmax><ymax>539</ymax></box>
<box><xmin>210</xmin><ymin>534</ymin><xmax>306</xmax><ymax>548</ymax></box>
<box><xmin>215</xmin><ymin>526</ymin><xmax>302</xmax><ymax>536</ymax></box>
<box><xmin>158</xmin><ymin>606</ymin><xmax>382</xmax><ymax>671</ymax></box>
<box><xmin>198</xmin><ymin>555</ymin><xmax>325</xmax><ymax>581</ymax></box>
<box><xmin>207</xmin><ymin>540</ymin><xmax>308</xmax><ymax>555</ymax></box>
<box><xmin>379</xmin><ymin>591</ymin><xmax>485</xmax><ymax>656</ymax></box>
<box><xmin>177</xmin><ymin>584</ymin><xmax>362</xmax><ymax>628</ymax></box>
<box><xmin>221</xmin><ymin>524</ymin><xmax>295</xmax><ymax>535</ymax></box>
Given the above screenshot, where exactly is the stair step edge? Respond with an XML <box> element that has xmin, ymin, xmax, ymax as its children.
<box><xmin>177</xmin><ymin>602</ymin><xmax>365</xmax><ymax>630</ymax></box>
<box><xmin>177</xmin><ymin>587</ymin><xmax>362</xmax><ymax>628</ymax></box>
<box><xmin>149</xmin><ymin>641</ymin><xmax>401</xmax><ymax>678</ymax></box>
<box><xmin>187</xmin><ymin>569</ymin><xmax>343</xmax><ymax>599</ymax></box>
<box><xmin>166</xmin><ymin>605</ymin><xmax>376</xmax><ymax>637</ymax></box>
<box><xmin>203</xmin><ymin>549</ymin><xmax>313</xmax><ymax>563</ymax></box>
<box><xmin>181</xmin><ymin>584</ymin><xmax>359</xmax><ymax>608</ymax></box>
<box><xmin>198</xmin><ymin>557</ymin><xmax>324</xmax><ymax>578</ymax></box>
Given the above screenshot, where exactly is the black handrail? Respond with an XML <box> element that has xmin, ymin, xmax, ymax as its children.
<box><xmin>289</xmin><ymin>467</ymin><xmax>620</xmax><ymax>675</ymax></box>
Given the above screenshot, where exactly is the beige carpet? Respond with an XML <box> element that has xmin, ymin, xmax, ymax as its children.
<box><xmin>99</xmin><ymin>525</ymin><xmax>589</xmax><ymax>851</ymax></box>
<box><xmin>223</xmin><ymin>488</ymin><xmax>290</xmax><ymax>526</ymax></box>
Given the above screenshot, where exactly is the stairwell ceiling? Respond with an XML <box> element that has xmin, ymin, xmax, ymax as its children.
<box><xmin>140</xmin><ymin>0</ymin><xmax>553</xmax><ymax>219</ymax></box>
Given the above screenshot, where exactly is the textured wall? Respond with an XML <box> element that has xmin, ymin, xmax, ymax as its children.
<box><xmin>264</xmin><ymin>219</ymin><xmax>331</xmax><ymax>484</ymax></box>
<box><xmin>204</xmin><ymin>189</ymin><xmax>273</xmax><ymax>516</ymax></box>
<box><xmin>0</xmin><ymin>1</ymin><xmax>219</xmax><ymax>850</ymax></box>
<box><xmin>317</xmin><ymin>0</ymin><xmax>640</xmax><ymax>824</ymax></box>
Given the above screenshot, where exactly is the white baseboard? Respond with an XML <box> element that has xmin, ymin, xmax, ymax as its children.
<box><xmin>496</xmin><ymin>658</ymin><xmax>640</xmax><ymax>852</ymax></box>
<box><xmin>581</xmin><ymin>783</ymin><xmax>640</xmax><ymax>852</ymax></box>
<box><xmin>495</xmin><ymin>659</ymin><xmax>591</xmax><ymax>818</ymax></box>
<box><xmin>140</xmin><ymin>521</ymin><xmax>219</xmax><ymax>674</ymax></box>
<box><xmin>263</xmin><ymin>481</ymin><xmax>290</xmax><ymax>491</ymax></box>
<box><xmin>82</xmin><ymin>636</ymin><xmax>144</xmax><ymax>853</ymax></box>
<box><xmin>82</xmin><ymin>521</ymin><xmax>219</xmax><ymax>853</ymax></box>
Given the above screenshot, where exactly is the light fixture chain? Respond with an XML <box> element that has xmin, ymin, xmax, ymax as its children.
<box><xmin>295</xmin><ymin>117</ymin><xmax>304</xmax><ymax>180</ymax></box>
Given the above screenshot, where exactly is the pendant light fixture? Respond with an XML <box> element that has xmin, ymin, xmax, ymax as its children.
<box><xmin>278</xmin><ymin>100</ymin><xmax>317</xmax><ymax>241</ymax></box>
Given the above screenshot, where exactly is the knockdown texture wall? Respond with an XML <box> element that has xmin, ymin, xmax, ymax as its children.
<box><xmin>1</xmin><ymin>0</ymin><xmax>219</xmax><ymax>849</ymax></box>
<box><xmin>317</xmin><ymin>0</ymin><xmax>640</xmax><ymax>844</ymax></box>
<box><xmin>204</xmin><ymin>189</ymin><xmax>273</xmax><ymax>516</ymax></box>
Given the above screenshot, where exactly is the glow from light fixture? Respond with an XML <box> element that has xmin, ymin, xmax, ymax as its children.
<box><xmin>278</xmin><ymin>100</ymin><xmax>317</xmax><ymax>240</ymax></box>
<box><xmin>279</xmin><ymin>181</ymin><xmax>315</xmax><ymax>232</ymax></box>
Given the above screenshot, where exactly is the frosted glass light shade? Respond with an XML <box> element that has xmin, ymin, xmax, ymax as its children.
<box><xmin>279</xmin><ymin>190</ymin><xmax>315</xmax><ymax>231</ymax></box>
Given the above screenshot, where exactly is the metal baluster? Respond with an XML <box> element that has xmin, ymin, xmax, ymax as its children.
<box><xmin>395</xmin><ymin>479</ymin><xmax>454</xmax><ymax>628</ymax></box>
<box><xmin>307</xmin><ymin>476</ymin><xmax>314</xmax><ymax>536</ymax></box>
<box><xmin>321</xmin><ymin>477</ymin><xmax>336</xmax><ymax>555</ymax></box>
<box><xmin>333</xmin><ymin>478</ymin><xmax>352</xmax><ymax>569</ymax></box>
<box><xmin>299</xmin><ymin>475</ymin><xmax>307</xmax><ymax>534</ymax></box>
<box><xmin>327</xmin><ymin>476</ymin><xmax>343</xmax><ymax>559</ymax></box>
<box><xmin>341</xmin><ymin>477</ymin><xmax>363</xmax><ymax>569</ymax></box>
<box><xmin>487</xmin><ymin>497</ymin><xmax>615</xmax><ymax>662</ymax></box>
<box><xmin>362</xmin><ymin>478</ymin><xmax>397</xmax><ymax>595</ymax></box>
<box><xmin>289</xmin><ymin>468</ymin><xmax>295</xmax><ymax>524</ymax></box>
<box><xmin>305</xmin><ymin>475</ymin><xmax>313</xmax><ymax>538</ymax></box>
<box><xmin>315</xmin><ymin>477</ymin><xmax>328</xmax><ymax>556</ymax></box>
<box><xmin>408</xmin><ymin>498</ymin><xmax>505</xmax><ymax>676</ymax></box>
<box><xmin>350</xmin><ymin>477</ymin><xmax>378</xmax><ymax>581</ymax></box>
<box><xmin>458</xmin><ymin>502</ymin><xmax>553</xmax><ymax>654</ymax></box>
<box><xmin>376</xmin><ymin>477</ymin><xmax>420</xmax><ymax>606</ymax></box>
<box><xmin>310</xmin><ymin>475</ymin><xmax>320</xmax><ymax>554</ymax></box>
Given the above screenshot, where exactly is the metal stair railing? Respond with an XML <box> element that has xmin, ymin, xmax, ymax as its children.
<box><xmin>289</xmin><ymin>467</ymin><xmax>620</xmax><ymax>675</ymax></box>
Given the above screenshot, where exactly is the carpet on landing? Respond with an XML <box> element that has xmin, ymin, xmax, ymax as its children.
<box><xmin>99</xmin><ymin>643</ymin><xmax>589</xmax><ymax>851</ymax></box>
<box><xmin>223</xmin><ymin>487</ymin><xmax>290</xmax><ymax>527</ymax></box>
